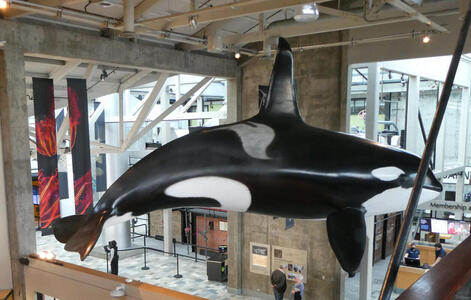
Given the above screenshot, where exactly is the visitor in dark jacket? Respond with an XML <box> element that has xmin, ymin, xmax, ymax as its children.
<box><xmin>271</xmin><ymin>265</ymin><xmax>287</xmax><ymax>300</ymax></box>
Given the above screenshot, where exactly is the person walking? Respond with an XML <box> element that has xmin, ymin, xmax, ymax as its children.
<box><xmin>271</xmin><ymin>265</ymin><xmax>287</xmax><ymax>300</ymax></box>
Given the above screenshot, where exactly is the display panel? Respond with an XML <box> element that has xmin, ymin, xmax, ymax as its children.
<box><xmin>431</xmin><ymin>219</ymin><xmax>448</xmax><ymax>234</ymax></box>
<box><xmin>420</xmin><ymin>218</ymin><xmax>431</xmax><ymax>231</ymax></box>
<box><xmin>447</xmin><ymin>220</ymin><xmax>470</xmax><ymax>236</ymax></box>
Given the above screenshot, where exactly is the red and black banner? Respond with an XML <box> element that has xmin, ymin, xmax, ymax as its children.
<box><xmin>67</xmin><ymin>79</ymin><xmax>93</xmax><ymax>215</ymax></box>
<box><xmin>32</xmin><ymin>78</ymin><xmax>60</xmax><ymax>229</ymax></box>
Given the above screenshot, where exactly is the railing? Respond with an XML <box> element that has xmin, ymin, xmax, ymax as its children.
<box><xmin>106</xmin><ymin>235</ymin><xmax>223</xmax><ymax>279</ymax></box>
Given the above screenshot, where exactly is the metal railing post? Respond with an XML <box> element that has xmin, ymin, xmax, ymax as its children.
<box><xmin>141</xmin><ymin>235</ymin><xmax>149</xmax><ymax>270</ymax></box>
<box><xmin>174</xmin><ymin>253</ymin><xmax>182</xmax><ymax>278</ymax></box>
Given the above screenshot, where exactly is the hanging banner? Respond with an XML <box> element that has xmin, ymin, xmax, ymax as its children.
<box><xmin>32</xmin><ymin>78</ymin><xmax>60</xmax><ymax>229</ymax></box>
<box><xmin>67</xmin><ymin>78</ymin><xmax>93</xmax><ymax>215</ymax></box>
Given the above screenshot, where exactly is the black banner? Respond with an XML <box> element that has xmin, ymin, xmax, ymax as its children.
<box><xmin>32</xmin><ymin>78</ymin><xmax>60</xmax><ymax>229</ymax></box>
<box><xmin>67</xmin><ymin>79</ymin><xmax>93</xmax><ymax>214</ymax></box>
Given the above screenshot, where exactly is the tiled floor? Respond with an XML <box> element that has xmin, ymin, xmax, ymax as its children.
<box><xmin>37</xmin><ymin>229</ymin><xmax>403</xmax><ymax>300</ymax></box>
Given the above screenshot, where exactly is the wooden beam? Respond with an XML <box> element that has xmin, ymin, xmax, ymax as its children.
<box><xmin>49</xmin><ymin>59</ymin><xmax>81</xmax><ymax>81</ymax></box>
<box><xmin>134</xmin><ymin>0</ymin><xmax>163</xmax><ymax>21</ymax></box>
<box><xmin>4</xmin><ymin>0</ymin><xmax>85</xmax><ymax>18</ymax></box>
<box><xmin>138</xmin><ymin>0</ymin><xmax>330</xmax><ymax>31</ymax></box>
<box><xmin>83</xmin><ymin>64</ymin><xmax>97</xmax><ymax>84</ymax></box>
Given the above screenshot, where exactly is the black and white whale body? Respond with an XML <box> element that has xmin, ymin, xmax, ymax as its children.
<box><xmin>52</xmin><ymin>38</ymin><xmax>442</xmax><ymax>275</ymax></box>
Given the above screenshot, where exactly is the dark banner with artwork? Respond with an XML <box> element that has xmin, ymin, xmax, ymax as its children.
<box><xmin>33</xmin><ymin>78</ymin><xmax>60</xmax><ymax>229</ymax></box>
<box><xmin>94</xmin><ymin>101</ymin><xmax>107</xmax><ymax>192</ymax></box>
<box><xmin>67</xmin><ymin>78</ymin><xmax>93</xmax><ymax>215</ymax></box>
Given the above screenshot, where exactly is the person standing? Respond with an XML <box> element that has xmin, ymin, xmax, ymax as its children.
<box><xmin>431</xmin><ymin>243</ymin><xmax>447</xmax><ymax>267</ymax></box>
<box><xmin>404</xmin><ymin>242</ymin><xmax>420</xmax><ymax>260</ymax></box>
<box><xmin>290</xmin><ymin>274</ymin><xmax>304</xmax><ymax>300</ymax></box>
<box><xmin>271</xmin><ymin>265</ymin><xmax>287</xmax><ymax>300</ymax></box>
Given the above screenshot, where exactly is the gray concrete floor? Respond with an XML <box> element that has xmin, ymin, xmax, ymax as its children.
<box><xmin>36</xmin><ymin>225</ymin><xmax>404</xmax><ymax>300</ymax></box>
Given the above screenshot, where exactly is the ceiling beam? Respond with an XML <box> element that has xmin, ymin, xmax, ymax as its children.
<box><xmin>127</xmin><ymin>76</ymin><xmax>213</xmax><ymax>148</ymax></box>
<box><xmin>138</xmin><ymin>0</ymin><xmax>331</xmax><ymax>31</ymax></box>
<box><xmin>49</xmin><ymin>59</ymin><xmax>81</xmax><ymax>81</ymax></box>
<box><xmin>118</xmin><ymin>70</ymin><xmax>152</xmax><ymax>91</ymax></box>
<box><xmin>134</xmin><ymin>0</ymin><xmax>163</xmax><ymax>21</ymax></box>
<box><xmin>385</xmin><ymin>0</ymin><xmax>448</xmax><ymax>32</ymax></box>
<box><xmin>4</xmin><ymin>0</ymin><xmax>84</xmax><ymax>18</ymax></box>
<box><xmin>84</xmin><ymin>63</ymin><xmax>98</xmax><ymax>83</ymax></box>
<box><xmin>122</xmin><ymin>72</ymin><xmax>169</xmax><ymax>150</ymax></box>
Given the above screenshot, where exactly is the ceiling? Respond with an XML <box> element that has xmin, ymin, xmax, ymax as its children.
<box><xmin>1</xmin><ymin>0</ymin><xmax>462</xmax><ymax>57</ymax></box>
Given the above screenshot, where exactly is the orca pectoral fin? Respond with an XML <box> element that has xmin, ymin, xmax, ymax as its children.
<box><xmin>326</xmin><ymin>207</ymin><xmax>366</xmax><ymax>276</ymax></box>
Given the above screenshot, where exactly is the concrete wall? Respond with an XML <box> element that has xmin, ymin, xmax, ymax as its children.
<box><xmin>149</xmin><ymin>210</ymin><xmax>182</xmax><ymax>242</ymax></box>
<box><xmin>229</xmin><ymin>32</ymin><xmax>344</xmax><ymax>300</ymax></box>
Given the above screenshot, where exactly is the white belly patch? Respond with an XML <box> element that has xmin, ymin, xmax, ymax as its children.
<box><xmin>363</xmin><ymin>186</ymin><xmax>440</xmax><ymax>216</ymax></box>
<box><xmin>371</xmin><ymin>166</ymin><xmax>405</xmax><ymax>181</ymax></box>
<box><xmin>164</xmin><ymin>176</ymin><xmax>252</xmax><ymax>212</ymax></box>
<box><xmin>103</xmin><ymin>211</ymin><xmax>134</xmax><ymax>228</ymax></box>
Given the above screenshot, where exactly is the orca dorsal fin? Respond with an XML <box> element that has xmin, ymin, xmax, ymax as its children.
<box><xmin>259</xmin><ymin>37</ymin><xmax>301</xmax><ymax>118</ymax></box>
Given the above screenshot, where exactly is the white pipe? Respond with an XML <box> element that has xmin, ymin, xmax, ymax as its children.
<box><xmin>123</xmin><ymin>0</ymin><xmax>135</xmax><ymax>33</ymax></box>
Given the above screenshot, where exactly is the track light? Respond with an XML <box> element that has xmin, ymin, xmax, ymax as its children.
<box><xmin>100</xmin><ymin>70</ymin><xmax>108</xmax><ymax>81</ymax></box>
<box><xmin>294</xmin><ymin>3</ymin><xmax>320</xmax><ymax>22</ymax></box>
<box><xmin>234</xmin><ymin>52</ymin><xmax>241</xmax><ymax>59</ymax></box>
<box><xmin>422</xmin><ymin>35</ymin><xmax>431</xmax><ymax>44</ymax></box>
<box><xmin>0</xmin><ymin>0</ymin><xmax>9</xmax><ymax>9</ymax></box>
<box><xmin>189</xmin><ymin>16</ymin><xmax>198</xmax><ymax>29</ymax></box>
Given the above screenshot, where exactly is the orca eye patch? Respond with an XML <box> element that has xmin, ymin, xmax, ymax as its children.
<box><xmin>371</xmin><ymin>166</ymin><xmax>405</xmax><ymax>181</ymax></box>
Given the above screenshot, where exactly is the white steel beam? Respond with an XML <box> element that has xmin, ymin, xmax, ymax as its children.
<box><xmin>127</xmin><ymin>77</ymin><xmax>213</xmax><ymax>148</ymax></box>
<box><xmin>119</xmin><ymin>90</ymin><xmax>124</xmax><ymax>145</ymax></box>
<box><xmin>181</xmin><ymin>78</ymin><xmax>214</xmax><ymax>112</ymax></box>
<box><xmin>89</xmin><ymin>101</ymin><xmax>105</xmax><ymax>126</ymax></box>
<box><xmin>122</xmin><ymin>72</ymin><xmax>169</xmax><ymax>150</ymax></box>
<box><xmin>118</xmin><ymin>70</ymin><xmax>152</xmax><ymax>91</ymax></box>
<box><xmin>83</xmin><ymin>63</ymin><xmax>97</xmax><ymax>84</ymax></box>
<box><xmin>56</xmin><ymin>109</ymin><xmax>69</xmax><ymax>148</ymax></box>
<box><xmin>138</xmin><ymin>0</ymin><xmax>330</xmax><ymax>31</ymax></box>
<box><xmin>49</xmin><ymin>59</ymin><xmax>81</xmax><ymax>81</ymax></box>
<box><xmin>385</xmin><ymin>0</ymin><xmax>448</xmax><ymax>33</ymax></box>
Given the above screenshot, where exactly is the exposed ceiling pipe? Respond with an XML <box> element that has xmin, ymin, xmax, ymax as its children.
<box><xmin>122</xmin><ymin>0</ymin><xmax>135</xmax><ymax>36</ymax></box>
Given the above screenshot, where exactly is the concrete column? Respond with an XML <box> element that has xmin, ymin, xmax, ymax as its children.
<box><xmin>226</xmin><ymin>77</ymin><xmax>243</xmax><ymax>294</ymax></box>
<box><xmin>0</xmin><ymin>115</ymin><xmax>13</xmax><ymax>290</ymax></box>
<box><xmin>359</xmin><ymin>215</ymin><xmax>375</xmax><ymax>300</ymax></box>
<box><xmin>102</xmin><ymin>123</ymin><xmax>131</xmax><ymax>249</ymax></box>
<box><xmin>365</xmin><ymin>63</ymin><xmax>380</xmax><ymax>141</ymax></box>
<box><xmin>406</xmin><ymin>75</ymin><xmax>420</xmax><ymax>154</ymax></box>
<box><xmin>163</xmin><ymin>209</ymin><xmax>173</xmax><ymax>254</ymax></box>
<box><xmin>435</xmin><ymin>84</ymin><xmax>446</xmax><ymax>171</ymax></box>
<box><xmin>0</xmin><ymin>47</ymin><xmax>36</xmax><ymax>298</ymax></box>
<box><xmin>59</xmin><ymin>154</ymin><xmax>76</xmax><ymax>217</ymax></box>
<box><xmin>160</xmin><ymin>86</ymin><xmax>173</xmax><ymax>255</ymax></box>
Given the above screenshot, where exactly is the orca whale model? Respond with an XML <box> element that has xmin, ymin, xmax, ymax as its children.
<box><xmin>52</xmin><ymin>38</ymin><xmax>442</xmax><ymax>275</ymax></box>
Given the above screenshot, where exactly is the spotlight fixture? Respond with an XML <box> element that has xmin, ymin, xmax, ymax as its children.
<box><xmin>234</xmin><ymin>52</ymin><xmax>241</xmax><ymax>59</ymax></box>
<box><xmin>100</xmin><ymin>70</ymin><xmax>108</xmax><ymax>81</ymax></box>
<box><xmin>188</xmin><ymin>16</ymin><xmax>198</xmax><ymax>30</ymax></box>
<box><xmin>294</xmin><ymin>3</ymin><xmax>320</xmax><ymax>22</ymax></box>
<box><xmin>422</xmin><ymin>35</ymin><xmax>431</xmax><ymax>44</ymax></box>
<box><xmin>0</xmin><ymin>0</ymin><xmax>9</xmax><ymax>9</ymax></box>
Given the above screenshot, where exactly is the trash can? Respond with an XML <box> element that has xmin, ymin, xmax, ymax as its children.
<box><xmin>207</xmin><ymin>253</ymin><xmax>228</xmax><ymax>282</ymax></box>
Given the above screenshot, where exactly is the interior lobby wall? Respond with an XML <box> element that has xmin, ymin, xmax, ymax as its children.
<box><xmin>150</xmin><ymin>210</ymin><xmax>183</xmax><ymax>242</ymax></box>
<box><xmin>228</xmin><ymin>32</ymin><xmax>345</xmax><ymax>300</ymax></box>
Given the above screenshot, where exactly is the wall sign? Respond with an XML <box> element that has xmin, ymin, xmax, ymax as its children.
<box><xmin>250</xmin><ymin>242</ymin><xmax>270</xmax><ymax>275</ymax></box>
<box><xmin>420</xmin><ymin>200</ymin><xmax>471</xmax><ymax>213</ymax></box>
<box><xmin>271</xmin><ymin>245</ymin><xmax>308</xmax><ymax>281</ymax></box>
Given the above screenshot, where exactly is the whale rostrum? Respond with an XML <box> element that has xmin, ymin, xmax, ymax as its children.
<box><xmin>52</xmin><ymin>37</ymin><xmax>442</xmax><ymax>275</ymax></box>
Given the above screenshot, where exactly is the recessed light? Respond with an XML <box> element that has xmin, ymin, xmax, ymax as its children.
<box><xmin>100</xmin><ymin>1</ymin><xmax>112</xmax><ymax>8</ymax></box>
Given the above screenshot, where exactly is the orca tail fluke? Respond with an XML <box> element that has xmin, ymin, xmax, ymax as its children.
<box><xmin>52</xmin><ymin>212</ymin><xmax>107</xmax><ymax>261</ymax></box>
<box><xmin>326</xmin><ymin>207</ymin><xmax>366</xmax><ymax>275</ymax></box>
